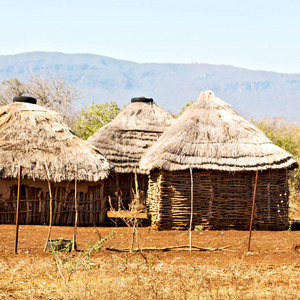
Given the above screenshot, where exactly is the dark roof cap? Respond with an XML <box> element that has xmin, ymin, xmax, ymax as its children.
<box><xmin>131</xmin><ymin>97</ymin><xmax>153</xmax><ymax>103</ymax></box>
<box><xmin>13</xmin><ymin>96</ymin><xmax>37</xmax><ymax>104</ymax></box>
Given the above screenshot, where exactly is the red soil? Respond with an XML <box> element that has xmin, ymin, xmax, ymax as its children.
<box><xmin>1</xmin><ymin>224</ymin><xmax>300</xmax><ymax>267</ymax></box>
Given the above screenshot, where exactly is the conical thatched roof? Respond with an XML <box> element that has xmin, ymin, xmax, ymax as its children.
<box><xmin>0</xmin><ymin>101</ymin><xmax>111</xmax><ymax>182</ymax></box>
<box><xmin>87</xmin><ymin>98</ymin><xmax>174</xmax><ymax>174</ymax></box>
<box><xmin>140</xmin><ymin>91</ymin><xmax>298</xmax><ymax>172</ymax></box>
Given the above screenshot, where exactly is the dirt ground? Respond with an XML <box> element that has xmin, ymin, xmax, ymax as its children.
<box><xmin>1</xmin><ymin>193</ymin><xmax>300</xmax><ymax>266</ymax></box>
<box><xmin>1</xmin><ymin>196</ymin><xmax>300</xmax><ymax>299</ymax></box>
<box><xmin>1</xmin><ymin>223</ymin><xmax>300</xmax><ymax>267</ymax></box>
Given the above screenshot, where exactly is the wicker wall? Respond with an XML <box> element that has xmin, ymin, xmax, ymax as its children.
<box><xmin>0</xmin><ymin>180</ymin><xmax>105</xmax><ymax>226</ymax></box>
<box><xmin>147</xmin><ymin>169</ymin><xmax>290</xmax><ymax>230</ymax></box>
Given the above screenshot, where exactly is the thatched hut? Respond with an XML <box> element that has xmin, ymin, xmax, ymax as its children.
<box><xmin>140</xmin><ymin>91</ymin><xmax>298</xmax><ymax>230</ymax></box>
<box><xmin>88</xmin><ymin>97</ymin><xmax>173</xmax><ymax>210</ymax></box>
<box><xmin>0</xmin><ymin>97</ymin><xmax>112</xmax><ymax>226</ymax></box>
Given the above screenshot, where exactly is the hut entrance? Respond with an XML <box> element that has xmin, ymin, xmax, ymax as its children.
<box><xmin>105</xmin><ymin>173</ymin><xmax>149</xmax><ymax>220</ymax></box>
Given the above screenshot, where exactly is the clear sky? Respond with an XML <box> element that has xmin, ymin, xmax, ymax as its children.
<box><xmin>1</xmin><ymin>0</ymin><xmax>300</xmax><ymax>74</ymax></box>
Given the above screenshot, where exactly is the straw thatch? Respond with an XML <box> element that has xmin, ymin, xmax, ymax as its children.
<box><xmin>141</xmin><ymin>91</ymin><xmax>298</xmax><ymax>230</ymax></box>
<box><xmin>140</xmin><ymin>91</ymin><xmax>298</xmax><ymax>172</ymax></box>
<box><xmin>88</xmin><ymin>99</ymin><xmax>174</xmax><ymax>174</ymax></box>
<box><xmin>0</xmin><ymin>101</ymin><xmax>111</xmax><ymax>182</ymax></box>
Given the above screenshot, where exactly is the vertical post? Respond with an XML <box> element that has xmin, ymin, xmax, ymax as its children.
<box><xmin>72</xmin><ymin>166</ymin><xmax>78</xmax><ymax>251</ymax></box>
<box><xmin>116</xmin><ymin>175</ymin><xmax>121</xmax><ymax>211</ymax></box>
<box><xmin>99</xmin><ymin>184</ymin><xmax>106</xmax><ymax>224</ymax></box>
<box><xmin>286</xmin><ymin>167</ymin><xmax>291</xmax><ymax>229</ymax></box>
<box><xmin>189</xmin><ymin>165</ymin><xmax>194</xmax><ymax>252</ymax></box>
<box><xmin>14</xmin><ymin>165</ymin><xmax>22</xmax><ymax>254</ymax></box>
<box><xmin>43</xmin><ymin>164</ymin><xmax>53</xmax><ymax>252</ymax></box>
<box><xmin>134</xmin><ymin>167</ymin><xmax>140</xmax><ymax>204</ymax></box>
<box><xmin>248</xmin><ymin>170</ymin><xmax>259</xmax><ymax>252</ymax></box>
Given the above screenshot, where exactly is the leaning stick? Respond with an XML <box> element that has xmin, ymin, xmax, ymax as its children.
<box><xmin>189</xmin><ymin>165</ymin><xmax>194</xmax><ymax>252</ymax></box>
<box><xmin>72</xmin><ymin>166</ymin><xmax>78</xmax><ymax>251</ymax></box>
<box><xmin>14</xmin><ymin>165</ymin><xmax>22</xmax><ymax>254</ymax></box>
<box><xmin>106</xmin><ymin>245</ymin><xmax>230</xmax><ymax>252</ymax></box>
<box><xmin>248</xmin><ymin>170</ymin><xmax>259</xmax><ymax>252</ymax></box>
<box><xmin>43</xmin><ymin>164</ymin><xmax>53</xmax><ymax>252</ymax></box>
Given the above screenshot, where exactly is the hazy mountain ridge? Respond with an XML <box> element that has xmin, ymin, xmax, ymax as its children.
<box><xmin>0</xmin><ymin>52</ymin><xmax>299</xmax><ymax>120</ymax></box>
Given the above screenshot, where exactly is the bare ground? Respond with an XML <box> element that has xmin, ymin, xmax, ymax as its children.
<box><xmin>1</xmin><ymin>193</ymin><xmax>300</xmax><ymax>299</ymax></box>
<box><xmin>1</xmin><ymin>223</ymin><xmax>300</xmax><ymax>299</ymax></box>
<box><xmin>1</xmin><ymin>223</ymin><xmax>300</xmax><ymax>266</ymax></box>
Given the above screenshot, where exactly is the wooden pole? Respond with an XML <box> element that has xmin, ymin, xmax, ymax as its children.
<box><xmin>14</xmin><ymin>165</ymin><xmax>22</xmax><ymax>254</ymax></box>
<box><xmin>72</xmin><ymin>166</ymin><xmax>78</xmax><ymax>251</ymax></box>
<box><xmin>43</xmin><ymin>164</ymin><xmax>53</xmax><ymax>252</ymax></box>
<box><xmin>99</xmin><ymin>184</ymin><xmax>106</xmax><ymax>225</ymax></box>
<box><xmin>248</xmin><ymin>170</ymin><xmax>259</xmax><ymax>252</ymax></box>
<box><xmin>134</xmin><ymin>167</ymin><xmax>140</xmax><ymax>204</ymax></box>
<box><xmin>189</xmin><ymin>165</ymin><xmax>194</xmax><ymax>252</ymax></box>
<box><xmin>116</xmin><ymin>175</ymin><xmax>121</xmax><ymax>211</ymax></box>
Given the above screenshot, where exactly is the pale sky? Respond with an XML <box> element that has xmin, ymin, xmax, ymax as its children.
<box><xmin>1</xmin><ymin>0</ymin><xmax>300</xmax><ymax>74</ymax></box>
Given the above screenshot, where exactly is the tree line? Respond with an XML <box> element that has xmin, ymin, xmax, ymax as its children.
<box><xmin>1</xmin><ymin>76</ymin><xmax>299</xmax><ymax>197</ymax></box>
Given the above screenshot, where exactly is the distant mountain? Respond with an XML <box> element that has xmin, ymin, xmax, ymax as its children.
<box><xmin>0</xmin><ymin>51</ymin><xmax>299</xmax><ymax>120</ymax></box>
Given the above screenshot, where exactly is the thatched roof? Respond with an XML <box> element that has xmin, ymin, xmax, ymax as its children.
<box><xmin>140</xmin><ymin>91</ymin><xmax>298</xmax><ymax>172</ymax></box>
<box><xmin>0</xmin><ymin>101</ymin><xmax>111</xmax><ymax>182</ymax></box>
<box><xmin>87</xmin><ymin>99</ymin><xmax>174</xmax><ymax>174</ymax></box>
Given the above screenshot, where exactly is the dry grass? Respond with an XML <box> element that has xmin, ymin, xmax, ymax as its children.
<box><xmin>1</xmin><ymin>253</ymin><xmax>300</xmax><ymax>299</ymax></box>
<box><xmin>1</xmin><ymin>225</ymin><xmax>300</xmax><ymax>299</ymax></box>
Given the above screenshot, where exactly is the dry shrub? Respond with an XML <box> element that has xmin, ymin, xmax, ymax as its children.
<box><xmin>1</xmin><ymin>254</ymin><xmax>300</xmax><ymax>299</ymax></box>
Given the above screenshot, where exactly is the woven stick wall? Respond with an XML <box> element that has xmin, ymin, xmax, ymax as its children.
<box><xmin>147</xmin><ymin>169</ymin><xmax>289</xmax><ymax>230</ymax></box>
<box><xmin>105</xmin><ymin>173</ymin><xmax>148</xmax><ymax>210</ymax></box>
<box><xmin>0</xmin><ymin>182</ymin><xmax>105</xmax><ymax>226</ymax></box>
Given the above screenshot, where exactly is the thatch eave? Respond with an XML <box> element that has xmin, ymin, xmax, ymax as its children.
<box><xmin>88</xmin><ymin>100</ymin><xmax>174</xmax><ymax>174</ymax></box>
<box><xmin>0</xmin><ymin>102</ymin><xmax>112</xmax><ymax>182</ymax></box>
<box><xmin>144</xmin><ymin>157</ymin><xmax>297</xmax><ymax>173</ymax></box>
<box><xmin>140</xmin><ymin>91</ymin><xmax>298</xmax><ymax>173</ymax></box>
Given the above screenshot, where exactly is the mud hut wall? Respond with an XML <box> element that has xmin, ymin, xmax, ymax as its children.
<box><xmin>148</xmin><ymin>169</ymin><xmax>289</xmax><ymax>230</ymax></box>
<box><xmin>105</xmin><ymin>173</ymin><xmax>148</xmax><ymax>210</ymax></box>
<box><xmin>0</xmin><ymin>179</ymin><xmax>105</xmax><ymax>226</ymax></box>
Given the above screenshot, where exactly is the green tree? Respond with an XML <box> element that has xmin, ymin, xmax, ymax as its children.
<box><xmin>171</xmin><ymin>100</ymin><xmax>196</xmax><ymax>118</ymax></box>
<box><xmin>74</xmin><ymin>101</ymin><xmax>121</xmax><ymax>140</ymax></box>
<box><xmin>255</xmin><ymin>118</ymin><xmax>300</xmax><ymax>159</ymax></box>
<box><xmin>179</xmin><ymin>99</ymin><xmax>196</xmax><ymax>116</ymax></box>
<box><xmin>254</xmin><ymin>118</ymin><xmax>300</xmax><ymax>201</ymax></box>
